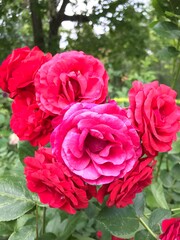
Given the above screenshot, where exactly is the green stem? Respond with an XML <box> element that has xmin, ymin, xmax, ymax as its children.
<box><xmin>139</xmin><ymin>217</ymin><xmax>157</xmax><ymax>239</ymax></box>
<box><xmin>36</xmin><ymin>205</ymin><xmax>39</xmax><ymax>240</ymax></box>
<box><xmin>42</xmin><ymin>207</ymin><xmax>46</xmax><ymax>235</ymax></box>
<box><xmin>155</xmin><ymin>153</ymin><xmax>164</xmax><ymax>181</ymax></box>
<box><xmin>171</xmin><ymin>208</ymin><xmax>180</xmax><ymax>212</ymax></box>
<box><xmin>166</xmin><ymin>157</ymin><xmax>169</xmax><ymax>172</ymax></box>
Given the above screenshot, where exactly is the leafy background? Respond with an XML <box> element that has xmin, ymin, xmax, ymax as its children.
<box><xmin>0</xmin><ymin>0</ymin><xmax>180</xmax><ymax>239</ymax></box>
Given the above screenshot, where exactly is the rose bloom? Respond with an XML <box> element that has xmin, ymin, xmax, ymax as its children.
<box><xmin>51</xmin><ymin>101</ymin><xmax>142</xmax><ymax>185</ymax></box>
<box><xmin>159</xmin><ymin>218</ymin><xmax>180</xmax><ymax>240</ymax></box>
<box><xmin>0</xmin><ymin>46</ymin><xmax>52</xmax><ymax>98</ymax></box>
<box><xmin>96</xmin><ymin>231</ymin><xmax>103</xmax><ymax>239</ymax></box>
<box><xmin>97</xmin><ymin>157</ymin><xmax>155</xmax><ymax>208</ymax></box>
<box><xmin>128</xmin><ymin>81</ymin><xmax>180</xmax><ymax>156</ymax></box>
<box><xmin>34</xmin><ymin>50</ymin><xmax>109</xmax><ymax>115</ymax></box>
<box><xmin>10</xmin><ymin>88</ymin><xmax>53</xmax><ymax>146</ymax></box>
<box><xmin>24</xmin><ymin>147</ymin><xmax>95</xmax><ymax>214</ymax></box>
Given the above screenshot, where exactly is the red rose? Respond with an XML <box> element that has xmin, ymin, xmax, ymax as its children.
<box><xmin>159</xmin><ymin>218</ymin><xmax>180</xmax><ymax>240</ymax></box>
<box><xmin>97</xmin><ymin>157</ymin><xmax>155</xmax><ymax>208</ymax></box>
<box><xmin>128</xmin><ymin>81</ymin><xmax>180</xmax><ymax>156</ymax></box>
<box><xmin>0</xmin><ymin>46</ymin><xmax>52</xmax><ymax>97</ymax></box>
<box><xmin>10</xmin><ymin>88</ymin><xmax>53</xmax><ymax>146</ymax></box>
<box><xmin>24</xmin><ymin>147</ymin><xmax>94</xmax><ymax>214</ymax></box>
<box><xmin>51</xmin><ymin>101</ymin><xmax>142</xmax><ymax>185</ymax></box>
<box><xmin>96</xmin><ymin>231</ymin><xmax>103</xmax><ymax>239</ymax></box>
<box><xmin>34</xmin><ymin>50</ymin><xmax>109</xmax><ymax>115</ymax></box>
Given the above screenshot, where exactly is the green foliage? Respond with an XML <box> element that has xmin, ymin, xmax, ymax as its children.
<box><xmin>0</xmin><ymin>177</ymin><xmax>35</xmax><ymax>221</ymax></box>
<box><xmin>97</xmin><ymin>206</ymin><xmax>139</xmax><ymax>238</ymax></box>
<box><xmin>18</xmin><ymin>141</ymin><xmax>37</xmax><ymax>166</ymax></box>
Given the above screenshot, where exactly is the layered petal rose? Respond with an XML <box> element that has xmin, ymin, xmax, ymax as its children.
<box><xmin>51</xmin><ymin>101</ymin><xmax>142</xmax><ymax>185</ymax></box>
<box><xmin>97</xmin><ymin>157</ymin><xmax>155</xmax><ymax>208</ymax></box>
<box><xmin>24</xmin><ymin>147</ymin><xmax>94</xmax><ymax>214</ymax></box>
<box><xmin>34</xmin><ymin>50</ymin><xmax>109</xmax><ymax>115</ymax></box>
<box><xmin>128</xmin><ymin>80</ymin><xmax>180</xmax><ymax>156</ymax></box>
<box><xmin>159</xmin><ymin>218</ymin><xmax>180</xmax><ymax>240</ymax></box>
<box><xmin>10</xmin><ymin>88</ymin><xmax>53</xmax><ymax>146</ymax></box>
<box><xmin>0</xmin><ymin>46</ymin><xmax>52</xmax><ymax>97</ymax></box>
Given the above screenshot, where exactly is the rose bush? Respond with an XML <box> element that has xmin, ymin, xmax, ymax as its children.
<box><xmin>0</xmin><ymin>46</ymin><xmax>180</xmax><ymax>239</ymax></box>
<box><xmin>34</xmin><ymin>50</ymin><xmax>109</xmax><ymax>115</ymax></box>
<box><xmin>51</xmin><ymin>101</ymin><xmax>142</xmax><ymax>185</ymax></box>
<box><xmin>159</xmin><ymin>218</ymin><xmax>180</xmax><ymax>240</ymax></box>
<box><xmin>0</xmin><ymin>46</ymin><xmax>52</xmax><ymax>98</ymax></box>
<box><xmin>24</xmin><ymin>147</ymin><xmax>96</xmax><ymax>214</ymax></box>
<box><xmin>128</xmin><ymin>81</ymin><xmax>180</xmax><ymax>156</ymax></box>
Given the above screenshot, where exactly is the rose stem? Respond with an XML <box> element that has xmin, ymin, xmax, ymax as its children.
<box><xmin>155</xmin><ymin>153</ymin><xmax>164</xmax><ymax>181</ymax></box>
<box><xmin>36</xmin><ymin>204</ymin><xmax>39</xmax><ymax>240</ymax></box>
<box><xmin>42</xmin><ymin>207</ymin><xmax>46</xmax><ymax>235</ymax></box>
<box><xmin>138</xmin><ymin>217</ymin><xmax>157</xmax><ymax>239</ymax></box>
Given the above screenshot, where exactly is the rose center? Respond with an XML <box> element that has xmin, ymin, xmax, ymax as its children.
<box><xmin>59</xmin><ymin>75</ymin><xmax>81</xmax><ymax>102</ymax></box>
<box><xmin>85</xmin><ymin>134</ymin><xmax>108</xmax><ymax>153</ymax></box>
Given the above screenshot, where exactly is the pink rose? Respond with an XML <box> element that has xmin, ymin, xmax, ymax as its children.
<box><xmin>97</xmin><ymin>157</ymin><xmax>155</xmax><ymax>208</ymax></box>
<box><xmin>51</xmin><ymin>101</ymin><xmax>142</xmax><ymax>185</ymax></box>
<box><xmin>128</xmin><ymin>81</ymin><xmax>180</xmax><ymax>156</ymax></box>
<box><xmin>10</xmin><ymin>88</ymin><xmax>53</xmax><ymax>146</ymax></box>
<box><xmin>24</xmin><ymin>147</ymin><xmax>94</xmax><ymax>214</ymax></box>
<box><xmin>34</xmin><ymin>51</ymin><xmax>109</xmax><ymax>115</ymax></box>
<box><xmin>159</xmin><ymin>218</ymin><xmax>180</xmax><ymax>240</ymax></box>
<box><xmin>0</xmin><ymin>46</ymin><xmax>52</xmax><ymax>98</ymax></box>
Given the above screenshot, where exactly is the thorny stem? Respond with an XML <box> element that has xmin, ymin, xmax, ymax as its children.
<box><xmin>139</xmin><ymin>217</ymin><xmax>157</xmax><ymax>239</ymax></box>
<box><xmin>36</xmin><ymin>205</ymin><xmax>39</xmax><ymax>240</ymax></box>
<box><xmin>42</xmin><ymin>207</ymin><xmax>46</xmax><ymax>235</ymax></box>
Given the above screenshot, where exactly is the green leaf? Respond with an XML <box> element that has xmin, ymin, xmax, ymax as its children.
<box><xmin>16</xmin><ymin>214</ymin><xmax>36</xmax><ymax>229</ymax></box>
<box><xmin>72</xmin><ymin>235</ymin><xmax>95</xmax><ymax>240</ymax></box>
<box><xmin>153</xmin><ymin>21</ymin><xmax>180</xmax><ymax>39</ymax></box>
<box><xmin>168</xmin><ymin>140</ymin><xmax>180</xmax><ymax>154</ymax></box>
<box><xmin>134</xmin><ymin>193</ymin><xmax>145</xmax><ymax>217</ymax></box>
<box><xmin>149</xmin><ymin>208</ymin><xmax>171</xmax><ymax>230</ymax></box>
<box><xmin>39</xmin><ymin>233</ymin><xmax>57</xmax><ymax>240</ymax></box>
<box><xmin>0</xmin><ymin>221</ymin><xmax>15</xmax><ymax>236</ymax></box>
<box><xmin>97</xmin><ymin>205</ymin><xmax>139</xmax><ymax>239</ymax></box>
<box><xmin>158</xmin><ymin>46</ymin><xmax>179</xmax><ymax>59</ymax></box>
<box><xmin>134</xmin><ymin>229</ymin><xmax>155</xmax><ymax>240</ymax></box>
<box><xmin>151</xmin><ymin>181</ymin><xmax>169</xmax><ymax>209</ymax></box>
<box><xmin>0</xmin><ymin>177</ymin><xmax>35</xmax><ymax>221</ymax></box>
<box><xmin>171</xmin><ymin>164</ymin><xmax>180</xmax><ymax>180</ymax></box>
<box><xmin>160</xmin><ymin>170</ymin><xmax>174</xmax><ymax>188</ymax></box>
<box><xmin>46</xmin><ymin>210</ymin><xmax>61</xmax><ymax>236</ymax></box>
<box><xmin>18</xmin><ymin>141</ymin><xmax>37</xmax><ymax>165</ymax></box>
<box><xmin>8</xmin><ymin>225</ymin><xmax>36</xmax><ymax>240</ymax></box>
<box><xmin>173</xmin><ymin>181</ymin><xmax>180</xmax><ymax>194</ymax></box>
<box><xmin>59</xmin><ymin>212</ymin><xmax>83</xmax><ymax>240</ymax></box>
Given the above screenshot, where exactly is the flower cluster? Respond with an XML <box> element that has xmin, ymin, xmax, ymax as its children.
<box><xmin>0</xmin><ymin>46</ymin><xmax>180</xmax><ymax>215</ymax></box>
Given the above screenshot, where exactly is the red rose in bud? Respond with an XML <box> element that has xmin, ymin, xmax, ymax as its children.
<box><xmin>128</xmin><ymin>81</ymin><xmax>180</xmax><ymax>156</ymax></box>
